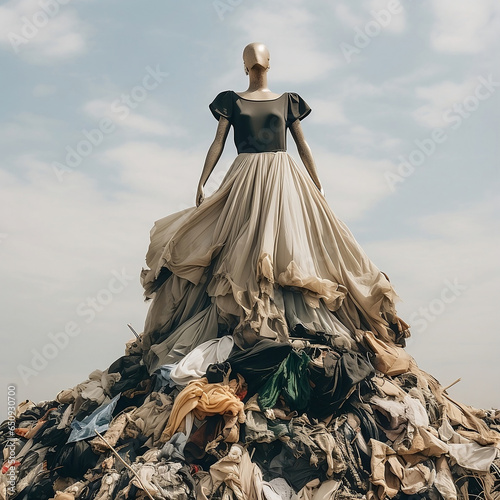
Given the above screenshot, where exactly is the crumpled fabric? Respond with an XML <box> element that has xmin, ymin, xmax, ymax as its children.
<box><xmin>226</xmin><ymin>339</ymin><xmax>292</xmax><ymax>393</ymax></box>
<box><xmin>89</xmin><ymin>410</ymin><xmax>131</xmax><ymax>453</ymax></box>
<box><xmin>94</xmin><ymin>471</ymin><xmax>121</xmax><ymax>500</ymax></box>
<box><xmin>161</xmin><ymin>377</ymin><xmax>245</xmax><ymax>442</ymax></box>
<box><xmin>129</xmin><ymin>460</ymin><xmax>194</xmax><ymax>499</ymax></box>
<box><xmin>308</xmin><ymin>348</ymin><xmax>375</xmax><ymax>419</ymax></box>
<box><xmin>434</xmin><ymin>456</ymin><xmax>458</xmax><ymax>500</ymax></box>
<box><xmin>288</xmin><ymin>417</ymin><xmax>346</xmax><ymax>477</ymax></box>
<box><xmin>59</xmin><ymin>369</ymin><xmax>121</xmax><ymax>409</ymax></box>
<box><xmin>263</xmin><ymin>478</ymin><xmax>297</xmax><ymax>500</ymax></box>
<box><xmin>447</xmin><ymin>442</ymin><xmax>498</xmax><ymax>472</ymax></box>
<box><xmin>394</xmin><ymin>426</ymin><xmax>448</xmax><ymax>463</ymax></box>
<box><xmin>363</xmin><ymin>330</ymin><xmax>411</xmax><ymax>376</ymax></box>
<box><xmin>67</xmin><ymin>394</ymin><xmax>120</xmax><ymax>443</ymax></box>
<box><xmin>258</xmin><ymin>350</ymin><xmax>311</xmax><ymax>412</ymax></box>
<box><xmin>369</xmin><ymin>439</ymin><xmax>436</xmax><ymax>498</ymax></box>
<box><xmin>439</xmin><ymin>416</ymin><xmax>499</xmax><ymax>471</ymax></box>
<box><xmin>159</xmin><ymin>432</ymin><xmax>187</xmax><ymax>462</ymax></box>
<box><xmin>297</xmin><ymin>478</ymin><xmax>341</xmax><ymax>500</ymax></box>
<box><xmin>124</xmin><ymin>392</ymin><xmax>174</xmax><ymax>446</ymax></box>
<box><xmin>152</xmin><ymin>363</ymin><xmax>177</xmax><ymax>391</ymax></box>
<box><xmin>107</xmin><ymin>354</ymin><xmax>150</xmax><ymax>397</ymax></box>
<box><xmin>208</xmin><ymin>444</ymin><xmax>263</xmax><ymax>500</ymax></box>
<box><xmin>371</xmin><ymin>394</ymin><xmax>429</xmax><ymax>442</ymax></box>
<box><xmin>244</xmin><ymin>410</ymin><xmax>290</xmax><ymax>444</ymax></box>
<box><xmin>169</xmin><ymin>336</ymin><xmax>234</xmax><ymax>386</ymax></box>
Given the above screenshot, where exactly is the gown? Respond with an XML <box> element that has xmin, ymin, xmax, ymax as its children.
<box><xmin>140</xmin><ymin>90</ymin><xmax>401</xmax><ymax>373</ymax></box>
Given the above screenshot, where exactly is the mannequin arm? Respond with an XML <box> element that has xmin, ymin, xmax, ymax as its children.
<box><xmin>289</xmin><ymin>120</ymin><xmax>322</xmax><ymax>191</ymax></box>
<box><xmin>196</xmin><ymin>117</ymin><xmax>231</xmax><ymax>206</ymax></box>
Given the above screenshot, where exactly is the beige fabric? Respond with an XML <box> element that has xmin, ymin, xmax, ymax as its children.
<box><xmin>209</xmin><ymin>444</ymin><xmax>264</xmax><ymax>500</ymax></box>
<box><xmin>369</xmin><ymin>439</ymin><xmax>437</xmax><ymax>499</ymax></box>
<box><xmin>434</xmin><ymin>456</ymin><xmax>458</xmax><ymax>500</ymax></box>
<box><xmin>125</xmin><ymin>392</ymin><xmax>173</xmax><ymax>446</ymax></box>
<box><xmin>90</xmin><ymin>411</ymin><xmax>131</xmax><ymax>453</ymax></box>
<box><xmin>142</xmin><ymin>152</ymin><xmax>400</xmax><ymax>353</ymax></box>
<box><xmin>364</xmin><ymin>331</ymin><xmax>411</xmax><ymax>376</ymax></box>
<box><xmin>297</xmin><ymin>479</ymin><xmax>341</xmax><ymax>500</ymax></box>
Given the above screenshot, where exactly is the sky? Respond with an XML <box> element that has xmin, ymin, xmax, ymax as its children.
<box><xmin>0</xmin><ymin>0</ymin><xmax>499</xmax><ymax>418</ymax></box>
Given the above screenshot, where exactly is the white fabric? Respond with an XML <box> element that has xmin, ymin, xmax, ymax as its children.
<box><xmin>313</xmin><ymin>479</ymin><xmax>341</xmax><ymax>499</ymax></box>
<box><xmin>267</xmin><ymin>478</ymin><xmax>298</xmax><ymax>500</ymax></box>
<box><xmin>439</xmin><ymin>416</ymin><xmax>499</xmax><ymax>472</ymax></box>
<box><xmin>169</xmin><ymin>336</ymin><xmax>234</xmax><ymax>386</ymax></box>
<box><xmin>447</xmin><ymin>442</ymin><xmax>498</xmax><ymax>472</ymax></box>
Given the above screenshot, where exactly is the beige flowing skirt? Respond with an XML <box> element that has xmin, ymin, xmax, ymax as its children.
<box><xmin>141</xmin><ymin>152</ymin><xmax>399</xmax><ymax>373</ymax></box>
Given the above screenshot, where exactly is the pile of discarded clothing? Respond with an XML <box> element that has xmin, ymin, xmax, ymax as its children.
<box><xmin>1</xmin><ymin>332</ymin><xmax>499</xmax><ymax>499</ymax></box>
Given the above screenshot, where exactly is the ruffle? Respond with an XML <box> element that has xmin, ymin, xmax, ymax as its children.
<box><xmin>141</xmin><ymin>152</ymin><xmax>400</xmax><ymax>367</ymax></box>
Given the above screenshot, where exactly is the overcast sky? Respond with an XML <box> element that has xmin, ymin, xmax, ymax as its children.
<box><xmin>1</xmin><ymin>0</ymin><xmax>499</xmax><ymax>417</ymax></box>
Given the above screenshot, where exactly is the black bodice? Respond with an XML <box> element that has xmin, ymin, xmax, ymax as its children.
<box><xmin>209</xmin><ymin>90</ymin><xmax>311</xmax><ymax>154</ymax></box>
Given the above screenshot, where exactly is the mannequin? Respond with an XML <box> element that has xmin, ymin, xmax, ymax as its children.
<box><xmin>196</xmin><ymin>42</ymin><xmax>322</xmax><ymax>207</ymax></box>
<box><xmin>140</xmin><ymin>41</ymin><xmax>408</xmax><ymax>369</ymax></box>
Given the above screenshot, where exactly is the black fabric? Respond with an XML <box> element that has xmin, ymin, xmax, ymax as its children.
<box><xmin>108</xmin><ymin>355</ymin><xmax>149</xmax><ymax>396</ymax></box>
<box><xmin>226</xmin><ymin>339</ymin><xmax>292</xmax><ymax>393</ymax></box>
<box><xmin>209</xmin><ymin>91</ymin><xmax>311</xmax><ymax>154</ymax></box>
<box><xmin>12</xmin><ymin>474</ymin><xmax>56</xmax><ymax>500</ymax></box>
<box><xmin>269</xmin><ymin>447</ymin><xmax>325</xmax><ymax>491</ymax></box>
<box><xmin>16</xmin><ymin>450</ymin><xmax>41</xmax><ymax>483</ymax></box>
<box><xmin>45</xmin><ymin>440</ymin><xmax>99</xmax><ymax>478</ymax></box>
<box><xmin>308</xmin><ymin>350</ymin><xmax>375</xmax><ymax>419</ymax></box>
<box><xmin>36</xmin><ymin>405</ymin><xmax>71</xmax><ymax>447</ymax></box>
<box><xmin>206</xmin><ymin>361</ymin><xmax>231</xmax><ymax>384</ymax></box>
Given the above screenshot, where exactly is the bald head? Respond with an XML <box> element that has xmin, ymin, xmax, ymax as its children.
<box><xmin>243</xmin><ymin>42</ymin><xmax>270</xmax><ymax>72</ymax></box>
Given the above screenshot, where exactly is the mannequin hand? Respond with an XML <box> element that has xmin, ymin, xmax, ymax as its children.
<box><xmin>196</xmin><ymin>184</ymin><xmax>205</xmax><ymax>207</ymax></box>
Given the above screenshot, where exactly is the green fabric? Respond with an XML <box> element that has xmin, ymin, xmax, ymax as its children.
<box><xmin>258</xmin><ymin>350</ymin><xmax>311</xmax><ymax>412</ymax></box>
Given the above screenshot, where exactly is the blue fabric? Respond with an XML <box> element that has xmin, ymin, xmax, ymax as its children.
<box><xmin>152</xmin><ymin>363</ymin><xmax>178</xmax><ymax>391</ymax></box>
<box><xmin>67</xmin><ymin>394</ymin><xmax>120</xmax><ymax>443</ymax></box>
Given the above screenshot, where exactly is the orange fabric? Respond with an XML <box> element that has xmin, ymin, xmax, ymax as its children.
<box><xmin>161</xmin><ymin>377</ymin><xmax>245</xmax><ymax>442</ymax></box>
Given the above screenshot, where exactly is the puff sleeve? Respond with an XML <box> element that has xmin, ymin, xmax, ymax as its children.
<box><xmin>209</xmin><ymin>90</ymin><xmax>233</xmax><ymax>122</ymax></box>
<box><xmin>286</xmin><ymin>92</ymin><xmax>312</xmax><ymax>126</ymax></box>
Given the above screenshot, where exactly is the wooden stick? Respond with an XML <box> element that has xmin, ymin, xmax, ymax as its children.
<box><xmin>443</xmin><ymin>378</ymin><xmax>461</xmax><ymax>392</ymax></box>
<box><xmin>127</xmin><ymin>323</ymin><xmax>141</xmax><ymax>340</ymax></box>
<box><xmin>94</xmin><ymin>430</ymin><xmax>155</xmax><ymax>500</ymax></box>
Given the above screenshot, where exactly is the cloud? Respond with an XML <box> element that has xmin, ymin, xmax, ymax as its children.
<box><xmin>363</xmin><ymin>197</ymin><xmax>500</xmax><ymax>407</ymax></box>
<box><xmin>412</xmin><ymin>75</ymin><xmax>498</xmax><ymax>129</ymax></box>
<box><xmin>84</xmin><ymin>99</ymin><xmax>186</xmax><ymax>137</ymax></box>
<box><xmin>0</xmin><ymin>0</ymin><xmax>88</xmax><ymax>63</ymax></box>
<box><xmin>230</xmin><ymin>1</ymin><xmax>340</xmax><ymax>84</ymax></box>
<box><xmin>0</xmin><ymin>112</ymin><xmax>63</xmax><ymax>146</ymax></box>
<box><xmin>0</xmin><ymin>141</ymin><xmax>205</xmax><ymax>406</ymax></box>
<box><xmin>308</xmin><ymin>99</ymin><xmax>348</xmax><ymax>126</ymax></box>
<box><xmin>32</xmin><ymin>83</ymin><xmax>58</xmax><ymax>97</ymax></box>
<box><xmin>429</xmin><ymin>0</ymin><xmax>500</xmax><ymax>54</ymax></box>
<box><xmin>312</xmin><ymin>148</ymin><xmax>397</xmax><ymax>220</ymax></box>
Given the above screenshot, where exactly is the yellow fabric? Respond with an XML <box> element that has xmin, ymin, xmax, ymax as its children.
<box><xmin>161</xmin><ymin>377</ymin><xmax>245</xmax><ymax>442</ymax></box>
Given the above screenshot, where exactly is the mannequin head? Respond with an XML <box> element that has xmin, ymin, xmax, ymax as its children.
<box><xmin>243</xmin><ymin>42</ymin><xmax>270</xmax><ymax>75</ymax></box>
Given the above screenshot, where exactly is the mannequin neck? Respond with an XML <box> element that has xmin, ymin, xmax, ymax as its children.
<box><xmin>246</xmin><ymin>67</ymin><xmax>270</xmax><ymax>92</ymax></box>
